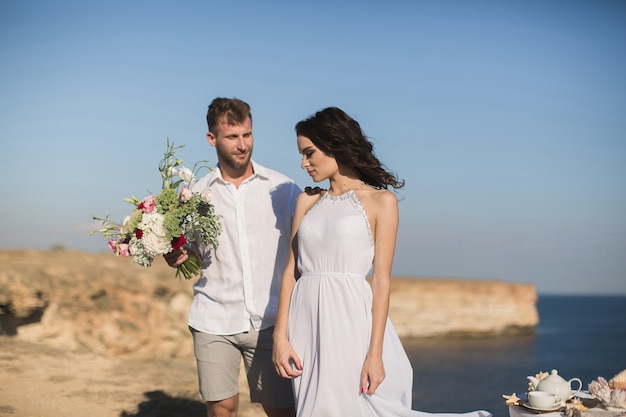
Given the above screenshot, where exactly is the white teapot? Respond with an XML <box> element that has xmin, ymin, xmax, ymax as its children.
<box><xmin>527</xmin><ymin>369</ymin><xmax>583</xmax><ymax>403</ymax></box>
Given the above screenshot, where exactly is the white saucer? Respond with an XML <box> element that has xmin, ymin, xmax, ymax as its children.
<box><xmin>522</xmin><ymin>401</ymin><xmax>564</xmax><ymax>412</ymax></box>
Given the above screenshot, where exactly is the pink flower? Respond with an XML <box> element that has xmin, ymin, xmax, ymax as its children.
<box><xmin>180</xmin><ymin>186</ymin><xmax>193</xmax><ymax>202</ymax></box>
<box><xmin>138</xmin><ymin>195</ymin><xmax>157</xmax><ymax>213</ymax></box>
<box><xmin>118</xmin><ymin>243</ymin><xmax>130</xmax><ymax>257</ymax></box>
<box><xmin>107</xmin><ymin>240</ymin><xmax>117</xmax><ymax>253</ymax></box>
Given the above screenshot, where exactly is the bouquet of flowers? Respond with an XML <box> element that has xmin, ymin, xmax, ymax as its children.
<box><xmin>90</xmin><ymin>140</ymin><xmax>222</xmax><ymax>280</ymax></box>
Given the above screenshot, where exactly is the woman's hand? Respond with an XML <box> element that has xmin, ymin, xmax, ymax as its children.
<box><xmin>360</xmin><ymin>355</ymin><xmax>385</xmax><ymax>395</ymax></box>
<box><xmin>272</xmin><ymin>336</ymin><xmax>303</xmax><ymax>379</ymax></box>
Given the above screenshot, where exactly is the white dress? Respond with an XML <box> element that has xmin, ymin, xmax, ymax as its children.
<box><xmin>288</xmin><ymin>190</ymin><xmax>491</xmax><ymax>417</ymax></box>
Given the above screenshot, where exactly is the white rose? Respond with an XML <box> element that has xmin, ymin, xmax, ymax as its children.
<box><xmin>120</xmin><ymin>215</ymin><xmax>132</xmax><ymax>234</ymax></box>
<box><xmin>200</xmin><ymin>188</ymin><xmax>212</xmax><ymax>202</ymax></box>
<box><xmin>165</xmin><ymin>167</ymin><xmax>178</xmax><ymax>178</ymax></box>
<box><xmin>178</xmin><ymin>167</ymin><xmax>195</xmax><ymax>185</ymax></box>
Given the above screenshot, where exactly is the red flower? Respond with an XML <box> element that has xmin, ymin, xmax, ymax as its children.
<box><xmin>171</xmin><ymin>234</ymin><xmax>187</xmax><ymax>250</ymax></box>
<box><xmin>136</xmin><ymin>229</ymin><xmax>143</xmax><ymax>239</ymax></box>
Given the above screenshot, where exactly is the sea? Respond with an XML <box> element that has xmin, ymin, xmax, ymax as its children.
<box><xmin>403</xmin><ymin>295</ymin><xmax>626</xmax><ymax>417</ymax></box>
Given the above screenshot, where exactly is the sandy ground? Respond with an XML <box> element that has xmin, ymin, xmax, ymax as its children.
<box><xmin>0</xmin><ymin>337</ymin><xmax>264</xmax><ymax>417</ymax></box>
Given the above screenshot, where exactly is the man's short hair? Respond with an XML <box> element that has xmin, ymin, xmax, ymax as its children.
<box><xmin>206</xmin><ymin>97</ymin><xmax>252</xmax><ymax>134</ymax></box>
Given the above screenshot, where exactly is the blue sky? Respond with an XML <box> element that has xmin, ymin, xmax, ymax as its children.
<box><xmin>1</xmin><ymin>0</ymin><xmax>624</xmax><ymax>294</ymax></box>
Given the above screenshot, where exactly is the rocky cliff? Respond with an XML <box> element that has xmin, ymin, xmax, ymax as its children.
<box><xmin>0</xmin><ymin>249</ymin><xmax>538</xmax><ymax>359</ymax></box>
<box><xmin>389</xmin><ymin>278</ymin><xmax>538</xmax><ymax>337</ymax></box>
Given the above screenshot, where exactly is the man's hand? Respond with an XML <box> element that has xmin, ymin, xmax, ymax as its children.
<box><xmin>163</xmin><ymin>248</ymin><xmax>188</xmax><ymax>268</ymax></box>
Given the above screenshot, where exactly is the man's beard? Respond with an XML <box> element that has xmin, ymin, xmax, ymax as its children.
<box><xmin>216</xmin><ymin>144</ymin><xmax>253</xmax><ymax>171</ymax></box>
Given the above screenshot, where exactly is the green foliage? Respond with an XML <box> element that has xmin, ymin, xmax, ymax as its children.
<box><xmin>90</xmin><ymin>139</ymin><xmax>222</xmax><ymax>280</ymax></box>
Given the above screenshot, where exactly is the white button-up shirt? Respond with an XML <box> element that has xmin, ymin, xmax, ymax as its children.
<box><xmin>187</xmin><ymin>161</ymin><xmax>300</xmax><ymax>335</ymax></box>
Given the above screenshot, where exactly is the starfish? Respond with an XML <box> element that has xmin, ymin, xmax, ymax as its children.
<box><xmin>502</xmin><ymin>393</ymin><xmax>521</xmax><ymax>406</ymax></box>
<box><xmin>528</xmin><ymin>371</ymin><xmax>550</xmax><ymax>392</ymax></box>
<box><xmin>566</xmin><ymin>398</ymin><xmax>588</xmax><ymax>412</ymax></box>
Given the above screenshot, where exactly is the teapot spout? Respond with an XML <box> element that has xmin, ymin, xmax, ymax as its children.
<box><xmin>527</xmin><ymin>376</ymin><xmax>539</xmax><ymax>389</ymax></box>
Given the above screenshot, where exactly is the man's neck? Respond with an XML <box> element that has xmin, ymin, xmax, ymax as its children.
<box><xmin>219</xmin><ymin>163</ymin><xmax>254</xmax><ymax>188</ymax></box>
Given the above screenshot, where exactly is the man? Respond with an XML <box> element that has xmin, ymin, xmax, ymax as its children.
<box><xmin>165</xmin><ymin>97</ymin><xmax>299</xmax><ymax>417</ymax></box>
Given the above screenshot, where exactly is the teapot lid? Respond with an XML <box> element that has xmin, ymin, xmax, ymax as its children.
<box><xmin>545</xmin><ymin>369</ymin><xmax>565</xmax><ymax>381</ymax></box>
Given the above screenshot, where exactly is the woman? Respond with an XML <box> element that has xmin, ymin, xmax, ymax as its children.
<box><xmin>272</xmin><ymin>107</ymin><xmax>491</xmax><ymax>417</ymax></box>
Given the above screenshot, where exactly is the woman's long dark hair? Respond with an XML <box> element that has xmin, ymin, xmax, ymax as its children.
<box><xmin>295</xmin><ymin>107</ymin><xmax>404</xmax><ymax>190</ymax></box>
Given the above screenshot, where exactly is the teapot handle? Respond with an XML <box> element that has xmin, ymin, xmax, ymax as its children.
<box><xmin>569</xmin><ymin>378</ymin><xmax>583</xmax><ymax>398</ymax></box>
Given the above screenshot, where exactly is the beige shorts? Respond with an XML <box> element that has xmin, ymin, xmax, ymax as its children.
<box><xmin>190</xmin><ymin>326</ymin><xmax>294</xmax><ymax>408</ymax></box>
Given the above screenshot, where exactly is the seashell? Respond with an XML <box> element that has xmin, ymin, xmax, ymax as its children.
<box><xmin>609</xmin><ymin>369</ymin><xmax>626</xmax><ymax>390</ymax></box>
<box><xmin>589</xmin><ymin>376</ymin><xmax>626</xmax><ymax>409</ymax></box>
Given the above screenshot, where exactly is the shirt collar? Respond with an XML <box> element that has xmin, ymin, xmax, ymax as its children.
<box><xmin>207</xmin><ymin>160</ymin><xmax>269</xmax><ymax>186</ymax></box>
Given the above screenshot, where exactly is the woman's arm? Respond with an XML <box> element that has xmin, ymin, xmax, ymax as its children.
<box><xmin>361</xmin><ymin>190</ymin><xmax>399</xmax><ymax>395</ymax></box>
<box><xmin>272</xmin><ymin>192</ymin><xmax>318</xmax><ymax>378</ymax></box>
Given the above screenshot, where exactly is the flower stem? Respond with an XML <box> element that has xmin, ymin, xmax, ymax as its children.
<box><xmin>176</xmin><ymin>255</ymin><xmax>202</xmax><ymax>280</ymax></box>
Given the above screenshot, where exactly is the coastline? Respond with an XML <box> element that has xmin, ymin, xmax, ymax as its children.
<box><xmin>0</xmin><ymin>249</ymin><xmax>542</xmax><ymax>416</ymax></box>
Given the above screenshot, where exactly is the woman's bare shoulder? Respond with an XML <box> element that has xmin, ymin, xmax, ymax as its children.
<box><xmin>356</xmin><ymin>187</ymin><xmax>397</xmax><ymax>206</ymax></box>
